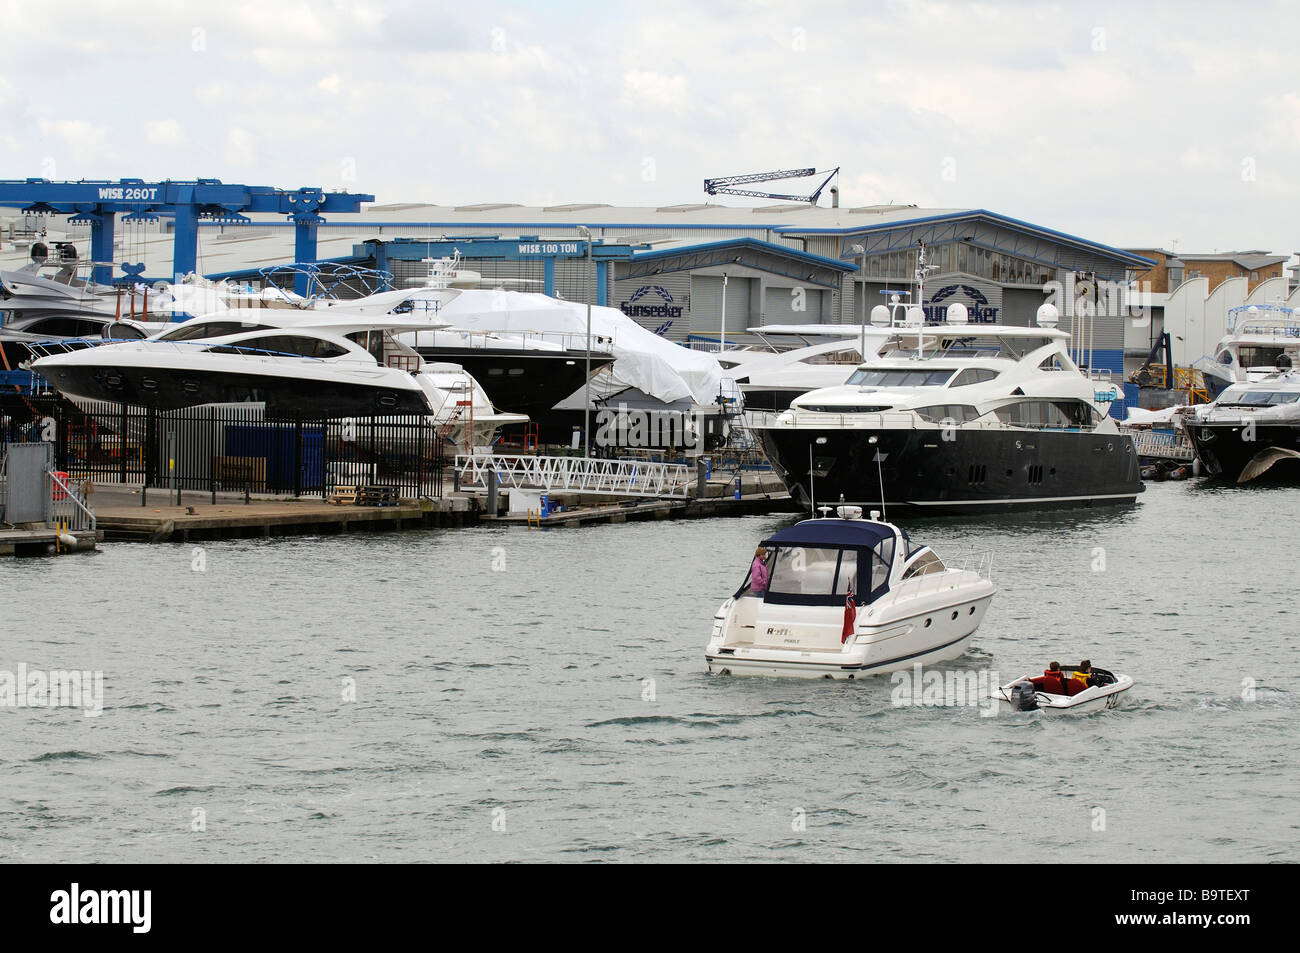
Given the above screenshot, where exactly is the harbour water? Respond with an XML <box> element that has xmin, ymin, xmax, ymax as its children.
<box><xmin>2</xmin><ymin>481</ymin><xmax>1296</xmax><ymax>863</ymax></box>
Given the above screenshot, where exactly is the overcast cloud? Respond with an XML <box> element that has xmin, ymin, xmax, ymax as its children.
<box><xmin>1</xmin><ymin>0</ymin><xmax>1295</xmax><ymax>257</ymax></box>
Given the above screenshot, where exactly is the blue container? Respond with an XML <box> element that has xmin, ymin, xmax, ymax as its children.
<box><xmin>224</xmin><ymin>424</ymin><xmax>324</xmax><ymax>491</ymax></box>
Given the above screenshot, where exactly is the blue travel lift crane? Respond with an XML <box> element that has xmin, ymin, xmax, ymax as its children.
<box><xmin>703</xmin><ymin>167</ymin><xmax>840</xmax><ymax>204</ymax></box>
<box><xmin>0</xmin><ymin>178</ymin><xmax>374</xmax><ymax>295</ymax></box>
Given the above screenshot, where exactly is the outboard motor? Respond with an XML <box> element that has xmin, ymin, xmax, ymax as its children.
<box><xmin>1009</xmin><ymin>680</ymin><xmax>1039</xmax><ymax>712</ymax></box>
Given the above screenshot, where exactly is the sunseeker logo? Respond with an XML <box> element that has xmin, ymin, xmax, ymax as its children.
<box><xmin>620</xmin><ymin>285</ymin><xmax>683</xmax><ymax>319</ymax></box>
<box><xmin>924</xmin><ymin>284</ymin><xmax>999</xmax><ymax>323</ymax></box>
<box><xmin>50</xmin><ymin>883</ymin><xmax>151</xmax><ymax>933</ymax></box>
<box><xmin>0</xmin><ymin>664</ymin><xmax>103</xmax><ymax>717</ymax></box>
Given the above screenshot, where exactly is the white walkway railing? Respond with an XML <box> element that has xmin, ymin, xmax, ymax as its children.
<box><xmin>455</xmin><ymin>453</ymin><xmax>692</xmax><ymax>498</ymax></box>
<box><xmin>1129</xmin><ymin>429</ymin><xmax>1194</xmax><ymax>460</ymax></box>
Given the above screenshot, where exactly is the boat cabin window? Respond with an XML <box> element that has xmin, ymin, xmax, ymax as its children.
<box><xmin>205</xmin><ymin>335</ymin><xmax>349</xmax><ymax>359</ymax></box>
<box><xmin>767</xmin><ymin>547</ymin><xmax>842</xmax><ymax>597</ymax></box>
<box><xmin>345</xmin><ymin>330</ymin><xmax>386</xmax><ymax>362</ymax></box>
<box><xmin>158</xmin><ymin>321</ymin><xmax>274</xmax><ymax>342</ymax></box>
<box><xmin>901</xmin><ymin>550</ymin><xmax>945</xmax><ymax>579</ymax></box>
<box><xmin>1223</xmin><ymin>390</ymin><xmax>1300</xmax><ymax>406</ymax></box>
<box><xmin>762</xmin><ymin>540</ymin><xmax>893</xmax><ymax>604</ymax></box>
<box><xmin>799</xmin><ymin>404</ymin><xmax>892</xmax><ymax>413</ymax></box>
<box><xmin>995</xmin><ymin>399</ymin><xmax>1098</xmax><ymax>429</ymax></box>
<box><xmin>19</xmin><ymin>316</ymin><xmax>107</xmax><ymax>338</ymax></box>
<box><xmin>914</xmin><ymin>404</ymin><xmax>980</xmax><ymax>424</ymax></box>
<box><xmin>847</xmin><ymin>368</ymin><xmax>954</xmax><ymax>387</ymax></box>
<box><xmin>103</xmin><ymin>323</ymin><xmax>146</xmax><ymax>340</ymax></box>
<box><xmin>1237</xmin><ymin>345</ymin><xmax>1287</xmax><ymax>368</ymax></box>
<box><xmin>949</xmin><ymin>368</ymin><xmax>999</xmax><ymax>387</ymax></box>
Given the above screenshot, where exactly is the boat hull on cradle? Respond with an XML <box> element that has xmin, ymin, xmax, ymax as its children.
<box><xmin>758</xmin><ymin>425</ymin><xmax>1144</xmax><ymax>514</ymax></box>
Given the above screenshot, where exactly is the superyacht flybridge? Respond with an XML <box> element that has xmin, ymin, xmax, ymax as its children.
<box><xmin>754</xmin><ymin>296</ymin><xmax>1142</xmax><ymax>513</ymax></box>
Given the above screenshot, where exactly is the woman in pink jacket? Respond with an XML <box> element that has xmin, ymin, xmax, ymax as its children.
<box><xmin>749</xmin><ymin>547</ymin><xmax>771</xmax><ymax>594</ymax></box>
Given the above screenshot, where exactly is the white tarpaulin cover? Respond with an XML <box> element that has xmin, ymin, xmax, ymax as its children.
<box><xmin>1123</xmin><ymin>405</ymin><xmax>1186</xmax><ymax>426</ymax></box>
<box><xmin>424</xmin><ymin>289</ymin><xmax>725</xmax><ymax>405</ymax></box>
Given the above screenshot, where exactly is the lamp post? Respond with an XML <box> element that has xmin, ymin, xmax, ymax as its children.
<box><xmin>719</xmin><ymin>272</ymin><xmax>729</xmax><ymax>352</ymax></box>
<box><xmin>577</xmin><ymin>225</ymin><xmax>593</xmax><ymax>458</ymax></box>
<box><xmin>851</xmin><ymin>243</ymin><xmax>866</xmax><ymax>358</ymax></box>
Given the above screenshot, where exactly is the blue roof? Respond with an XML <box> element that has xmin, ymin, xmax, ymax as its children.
<box><xmin>762</xmin><ymin>518</ymin><xmax>894</xmax><ymax>549</ymax></box>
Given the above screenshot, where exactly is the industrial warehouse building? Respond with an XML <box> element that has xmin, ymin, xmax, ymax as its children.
<box><xmin>2</xmin><ymin>197</ymin><xmax>1154</xmax><ymax>375</ymax></box>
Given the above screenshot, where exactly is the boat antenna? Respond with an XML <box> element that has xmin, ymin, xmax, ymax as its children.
<box><xmin>869</xmin><ymin>434</ymin><xmax>887</xmax><ymax>520</ymax></box>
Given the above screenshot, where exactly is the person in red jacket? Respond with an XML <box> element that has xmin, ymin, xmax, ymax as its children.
<box><xmin>1030</xmin><ymin>661</ymin><xmax>1066</xmax><ymax>694</ymax></box>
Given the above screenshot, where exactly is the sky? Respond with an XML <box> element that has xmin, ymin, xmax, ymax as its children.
<box><xmin>1</xmin><ymin>0</ymin><xmax>1296</xmax><ymax>258</ymax></box>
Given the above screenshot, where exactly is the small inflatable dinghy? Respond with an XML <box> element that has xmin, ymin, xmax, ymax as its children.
<box><xmin>992</xmin><ymin>665</ymin><xmax>1133</xmax><ymax>714</ymax></box>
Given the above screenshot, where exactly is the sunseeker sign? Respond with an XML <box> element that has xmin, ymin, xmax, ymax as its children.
<box><xmin>924</xmin><ymin>284</ymin><xmax>999</xmax><ymax>323</ymax></box>
<box><xmin>620</xmin><ymin>285</ymin><xmax>683</xmax><ymax>320</ymax></box>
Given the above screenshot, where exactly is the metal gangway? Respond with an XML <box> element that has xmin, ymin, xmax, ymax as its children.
<box><xmin>1128</xmin><ymin>429</ymin><xmax>1195</xmax><ymax>461</ymax></box>
<box><xmin>455</xmin><ymin>452</ymin><xmax>692</xmax><ymax>498</ymax></box>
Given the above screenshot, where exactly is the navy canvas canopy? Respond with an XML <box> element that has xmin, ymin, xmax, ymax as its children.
<box><xmin>754</xmin><ymin>519</ymin><xmax>897</xmax><ymax>605</ymax></box>
<box><xmin>761</xmin><ymin>519</ymin><xmax>894</xmax><ymax>550</ymax></box>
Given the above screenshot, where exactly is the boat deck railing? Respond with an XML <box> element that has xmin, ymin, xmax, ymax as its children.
<box><xmin>900</xmin><ymin>551</ymin><xmax>993</xmax><ymax>595</ymax></box>
<box><xmin>455</xmin><ymin>451</ymin><xmax>692</xmax><ymax>498</ymax></box>
<box><xmin>1127</xmin><ymin>428</ymin><xmax>1194</xmax><ymax>460</ymax></box>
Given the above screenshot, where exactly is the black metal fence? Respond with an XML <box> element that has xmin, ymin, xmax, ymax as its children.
<box><xmin>1</xmin><ymin>394</ymin><xmax>445</xmax><ymax>499</ymax></box>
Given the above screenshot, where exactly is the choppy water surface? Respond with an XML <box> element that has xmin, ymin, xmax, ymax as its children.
<box><xmin>2</xmin><ymin>481</ymin><xmax>1296</xmax><ymax>862</ymax></box>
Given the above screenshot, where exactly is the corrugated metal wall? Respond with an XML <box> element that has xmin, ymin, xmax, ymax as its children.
<box><xmin>763</xmin><ymin>285</ymin><xmax>823</xmax><ymax>324</ymax></box>
<box><xmin>690</xmin><ymin>275</ymin><xmax>752</xmax><ymax>334</ymax></box>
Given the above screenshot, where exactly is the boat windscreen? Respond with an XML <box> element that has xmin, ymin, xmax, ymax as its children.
<box><xmin>761</xmin><ymin>540</ymin><xmax>892</xmax><ymax>606</ymax></box>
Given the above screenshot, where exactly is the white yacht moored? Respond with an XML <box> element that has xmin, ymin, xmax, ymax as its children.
<box><xmin>706</xmin><ymin>506</ymin><xmax>995</xmax><ymax>679</ymax></box>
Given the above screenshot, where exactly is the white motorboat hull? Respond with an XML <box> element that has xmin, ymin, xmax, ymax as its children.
<box><xmin>706</xmin><ymin>578</ymin><xmax>995</xmax><ymax>679</ymax></box>
<box><xmin>991</xmin><ymin>673</ymin><xmax>1134</xmax><ymax>714</ymax></box>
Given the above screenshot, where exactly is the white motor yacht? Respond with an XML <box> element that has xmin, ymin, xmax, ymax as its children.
<box><xmin>1183</xmin><ymin>369</ymin><xmax>1300</xmax><ymax>482</ymax></box>
<box><xmin>26</xmin><ymin>313</ymin><xmax>453</xmax><ymax>418</ymax></box>
<box><xmin>706</xmin><ymin>506</ymin><xmax>995</xmax><ymax>678</ymax></box>
<box><xmin>754</xmin><ymin>302</ymin><xmax>1142</xmax><ymax>513</ymax></box>
<box><xmin>1194</xmin><ymin>302</ymin><xmax>1300</xmax><ymax>400</ymax></box>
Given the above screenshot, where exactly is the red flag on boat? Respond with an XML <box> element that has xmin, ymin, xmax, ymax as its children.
<box><xmin>841</xmin><ymin>587</ymin><xmax>857</xmax><ymax>644</ymax></box>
